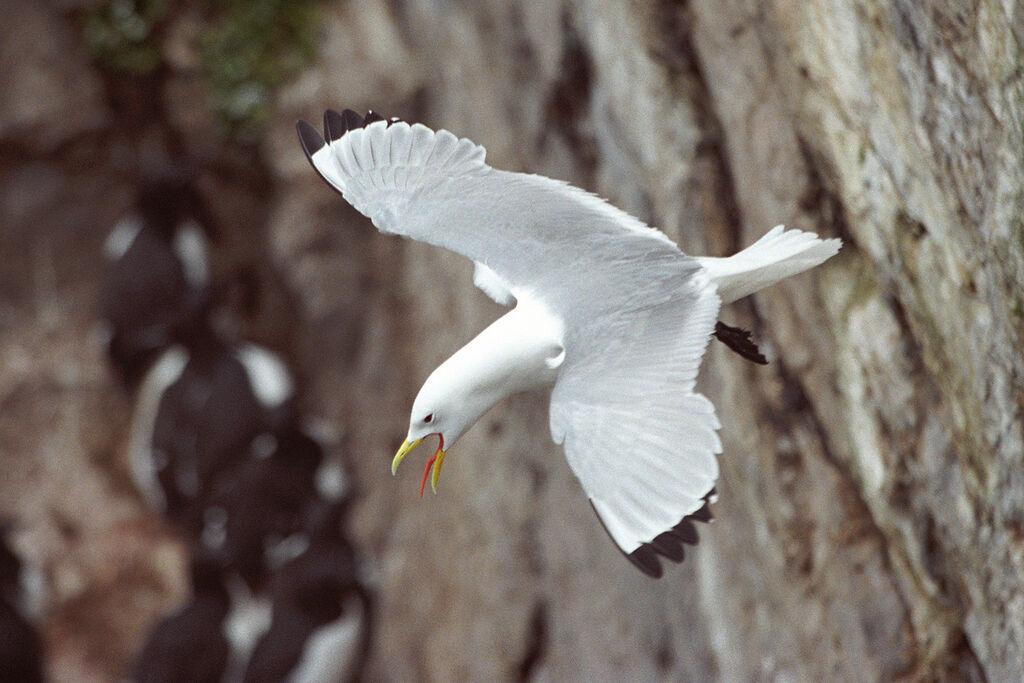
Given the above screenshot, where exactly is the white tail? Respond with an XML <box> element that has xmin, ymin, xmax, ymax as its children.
<box><xmin>696</xmin><ymin>225</ymin><xmax>841</xmax><ymax>304</ymax></box>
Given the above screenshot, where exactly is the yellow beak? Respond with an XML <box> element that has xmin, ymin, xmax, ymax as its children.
<box><xmin>392</xmin><ymin>437</ymin><xmax>422</xmax><ymax>475</ymax></box>
<box><xmin>392</xmin><ymin>436</ymin><xmax>447</xmax><ymax>496</ymax></box>
<box><xmin>429</xmin><ymin>448</ymin><xmax>447</xmax><ymax>494</ymax></box>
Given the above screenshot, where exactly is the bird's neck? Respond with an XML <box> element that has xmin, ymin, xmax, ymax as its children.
<box><xmin>440</xmin><ymin>300</ymin><xmax>564</xmax><ymax>421</ymax></box>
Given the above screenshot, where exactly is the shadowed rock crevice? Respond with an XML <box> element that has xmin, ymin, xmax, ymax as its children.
<box><xmin>539</xmin><ymin>11</ymin><xmax>597</xmax><ymax>177</ymax></box>
<box><xmin>794</xmin><ymin>132</ymin><xmax>857</xmax><ymax>249</ymax></box>
<box><xmin>652</xmin><ymin>0</ymin><xmax>747</xmax><ymax>253</ymax></box>
<box><xmin>515</xmin><ymin>600</ymin><xmax>548</xmax><ymax>682</ymax></box>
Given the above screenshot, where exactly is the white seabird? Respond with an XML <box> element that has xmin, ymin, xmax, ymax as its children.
<box><xmin>297</xmin><ymin>109</ymin><xmax>840</xmax><ymax>577</ymax></box>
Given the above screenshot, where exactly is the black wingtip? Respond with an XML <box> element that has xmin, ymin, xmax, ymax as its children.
<box><xmin>341</xmin><ymin>109</ymin><xmax>365</xmax><ymax>131</ymax></box>
<box><xmin>672</xmin><ymin>519</ymin><xmax>700</xmax><ymax>545</ymax></box>
<box><xmin>296</xmin><ymin>119</ymin><xmax>326</xmax><ymax>161</ymax></box>
<box><xmin>688</xmin><ymin>502</ymin><xmax>713</xmax><ymax>524</ymax></box>
<box><xmin>323</xmin><ymin>109</ymin><xmax>346</xmax><ymax>142</ymax></box>
<box><xmin>593</xmin><ymin>488</ymin><xmax>717</xmax><ymax>579</ymax></box>
<box><xmin>295</xmin><ymin>120</ymin><xmax>343</xmax><ymax>195</ymax></box>
<box><xmin>321</xmin><ymin>108</ymin><xmax>400</xmax><ymax>143</ymax></box>
<box><xmin>648</xmin><ymin>532</ymin><xmax>686</xmax><ymax>562</ymax></box>
<box><xmin>714</xmin><ymin>321</ymin><xmax>769</xmax><ymax>365</ymax></box>
<box><xmin>625</xmin><ymin>545</ymin><xmax>664</xmax><ymax>578</ymax></box>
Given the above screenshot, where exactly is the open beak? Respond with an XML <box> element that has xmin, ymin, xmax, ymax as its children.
<box><xmin>392</xmin><ymin>435</ymin><xmax>447</xmax><ymax>497</ymax></box>
<box><xmin>392</xmin><ymin>437</ymin><xmax>421</xmax><ymax>474</ymax></box>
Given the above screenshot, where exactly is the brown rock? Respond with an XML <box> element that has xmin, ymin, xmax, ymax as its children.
<box><xmin>0</xmin><ymin>1</ymin><xmax>108</xmax><ymax>151</ymax></box>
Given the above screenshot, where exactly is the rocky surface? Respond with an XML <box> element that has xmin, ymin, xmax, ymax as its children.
<box><xmin>0</xmin><ymin>0</ymin><xmax>1020</xmax><ymax>680</ymax></box>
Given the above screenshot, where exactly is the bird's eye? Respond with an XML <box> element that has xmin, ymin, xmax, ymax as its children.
<box><xmin>424</xmin><ymin>413</ymin><xmax>434</xmax><ymax>424</ymax></box>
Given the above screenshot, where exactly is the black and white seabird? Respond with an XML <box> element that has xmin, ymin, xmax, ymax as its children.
<box><xmin>98</xmin><ymin>170</ymin><xmax>214</xmax><ymax>388</ymax></box>
<box><xmin>127</xmin><ymin>322</ymin><xmax>297</xmax><ymax>534</ymax></box>
<box><xmin>242</xmin><ymin>502</ymin><xmax>372</xmax><ymax>683</ymax></box>
<box><xmin>198</xmin><ymin>426</ymin><xmax>339</xmax><ymax>591</ymax></box>
<box><xmin>130</xmin><ymin>553</ymin><xmax>231</xmax><ymax>683</ymax></box>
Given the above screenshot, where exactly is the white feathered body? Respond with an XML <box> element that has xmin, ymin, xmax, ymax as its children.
<box><xmin>298</xmin><ymin>112</ymin><xmax>840</xmax><ymax>574</ymax></box>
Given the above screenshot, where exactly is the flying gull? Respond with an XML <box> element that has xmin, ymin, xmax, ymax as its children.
<box><xmin>296</xmin><ymin>109</ymin><xmax>840</xmax><ymax>577</ymax></box>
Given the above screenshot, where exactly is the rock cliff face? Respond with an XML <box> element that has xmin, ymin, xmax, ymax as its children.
<box><xmin>1</xmin><ymin>1</ymin><xmax>1020</xmax><ymax>680</ymax></box>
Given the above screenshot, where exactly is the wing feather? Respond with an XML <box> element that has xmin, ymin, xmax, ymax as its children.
<box><xmin>548</xmin><ymin>281</ymin><xmax>721</xmax><ymax>555</ymax></box>
<box><xmin>473</xmin><ymin>262</ymin><xmax>516</xmax><ymax>306</ymax></box>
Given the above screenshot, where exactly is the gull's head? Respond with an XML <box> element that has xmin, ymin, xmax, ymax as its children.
<box><xmin>391</xmin><ymin>365</ymin><xmax>480</xmax><ymax>497</ymax></box>
<box><xmin>389</xmin><ymin>303</ymin><xmax>558</xmax><ymax>497</ymax></box>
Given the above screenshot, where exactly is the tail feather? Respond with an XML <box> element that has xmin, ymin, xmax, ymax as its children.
<box><xmin>697</xmin><ymin>225</ymin><xmax>841</xmax><ymax>304</ymax></box>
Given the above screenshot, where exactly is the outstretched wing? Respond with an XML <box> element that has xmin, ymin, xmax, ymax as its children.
<box><xmin>299</xmin><ymin>111</ymin><xmax>721</xmax><ymax>573</ymax></box>
<box><xmin>549</xmin><ymin>273</ymin><xmax>721</xmax><ymax>576</ymax></box>
<box><xmin>297</xmin><ymin>111</ymin><xmax>692</xmax><ymax>327</ymax></box>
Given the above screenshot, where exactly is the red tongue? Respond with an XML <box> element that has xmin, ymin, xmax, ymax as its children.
<box><xmin>419</xmin><ymin>452</ymin><xmax>437</xmax><ymax>498</ymax></box>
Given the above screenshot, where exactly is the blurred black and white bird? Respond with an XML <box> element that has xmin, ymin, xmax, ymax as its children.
<box><xmin>0</xmin><ymin>530</ymin><xmax>45</xmax><ymax>683</ymax></box>
<box><xmin>130</xmin><ymin>552</ymin><xmax>232</xmax><ymax>683</ymax></box>
<box><xmin>297</xmin><ymin>109</ymin><xmax>841</xmax><ymax>577</ymax></box>
<box><xmin>242</xmin><ymin>502</ymin><xmax>372</xmax><ymax>683</ymax></box>
<box><xmin>127</xmin><ymin>320</ymin><xmax>297</xmax><ymax>534</ymax></box>
<box><xmin>98</xmin><ymin>170</ymin><xmax>214</xmax><ymax>387</ymax></box>
<box><xmin>198</xmin><ymin>425</ymin><xmax>349</xmax><ymax>591</ymax></box>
